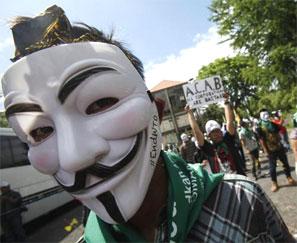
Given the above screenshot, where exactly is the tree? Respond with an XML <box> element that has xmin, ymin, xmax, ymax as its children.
<box><xmin>197</xmin><ymin>55</ymin><xmax>257</xmax><ymax>113</ymax></box>
<box><xmin>248</xmin><ymin>86</ymin><xmax>297</xmax><ymax>117</ymax></box>
<box><xmin>209</xmin><ymin>0</ymin><xmax>297</xmax><ymax>89</ymax></box>
<box><xmin>195</xmin><ymin>104</ymin><xmax>225</xmax><ymax>133</ymax></box>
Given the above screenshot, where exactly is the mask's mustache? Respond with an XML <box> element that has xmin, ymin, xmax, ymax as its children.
<box><xmin>55</xmin><ymin>133</ymin><xmax>142</xmax><ymax>193</ymax></box>
<box><xmin>96</xmin><ymin>191</ymin><xmax>126</xmax><ymax>224</ymax></box>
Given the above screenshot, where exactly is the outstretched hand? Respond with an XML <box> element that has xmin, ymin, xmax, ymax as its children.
<box><xmin>223</xmin><ymin>92</ymin><xmax>230</xmax><ymax>100</ymax></box>
<box><xmin>184</xmin><ymin>104</ymin><xmax>191</xmax><ymax>112</ymax></box>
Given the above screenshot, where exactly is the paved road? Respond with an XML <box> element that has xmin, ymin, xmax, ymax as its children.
<box><xmin>26</xmin><ymin>151</ymin><xmax>297</xmax><ymax>242</ymax></box>
<box><xmin>25</xmin><ymin>201</ymin><xmax>84</xmax><ymax>243</ymax></box>
<box><xmin>245</xmin><ymin>150</ymin><xmax>297</xmax><ymax>236</ymax></box>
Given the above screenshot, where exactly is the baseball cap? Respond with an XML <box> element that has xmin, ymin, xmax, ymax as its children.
<box><xmin>205</xmin><ymin>120</ymin><xmax>221</xmax><ymax>135</ymax></box>
<box><xmin>180</xmin><ymin>133</ymin><xmax>189</xmax><ymax>142</ymax></box>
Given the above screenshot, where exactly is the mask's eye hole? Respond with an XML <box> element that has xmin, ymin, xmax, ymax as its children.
<box><xmin>86</xmin><ymin>97</ymin><xmax>119</xmax><ymax>115</ymax></box>
<box><xmin>30</xmin><ymin>127</ymin><xmax>54</xmax><ymax>143</ymax></box>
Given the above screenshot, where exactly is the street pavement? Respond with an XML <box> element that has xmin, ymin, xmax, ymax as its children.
<box><xmin>25</xmin><ymin>201</ymin><xmax>84</xmax><ymax>242</ymax></box>
<box><xmin>245</xmin><ymin>150</ymin><xmax>297</xmax><ymax>236</ymax></box>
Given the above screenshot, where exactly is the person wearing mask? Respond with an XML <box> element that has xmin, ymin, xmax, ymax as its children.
<box><xmin>179</xmin><ymin>133</ymin><xmax>197</xmax><ymax>164</ymax></box>
<box><xmin>1</xmin><ymin>5</ymin><xmax>295</xmax><ymax>242</ymax></box>
<box><xmin>257</xmin><ymin>109</ymin><xmax>296</xmax><ymax>192</ymax></box>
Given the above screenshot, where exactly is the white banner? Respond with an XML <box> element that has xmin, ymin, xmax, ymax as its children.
<box><xmin>182</xmin><ymin>76</ymin><xmax>224</xmax><ymax>108</ymax></box>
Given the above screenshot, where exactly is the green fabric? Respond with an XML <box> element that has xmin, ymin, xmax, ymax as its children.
<box><xmin>84</xmin><ymin>151</ymin><xmax>223</xmax><ymax>243</ymax></box>
<box><xmin>164</xmin><ymin>151</ymin><xmax>223</xmax><ymax>242</ymax></box>
<box><xmin>259</xmin><ymin>120</ymin><xmax>278</xmax><ymax>133</ymax></box>
<box><xmin>259</xmin><ymin>120</ymin><xmax>281</xmax><ymax>151</ymax></box>
<box><xmin>215</xmin><ymin>141</ymin><xmax>229</xmax><ymax>155</ymax></box>
<box><xmin>241</xmin><ymin>127</ymin><xmax>253</xmax><ymax>140</ymax></box>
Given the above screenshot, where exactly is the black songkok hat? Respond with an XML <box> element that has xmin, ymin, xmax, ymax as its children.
<box><xmin>11</xmin><ymin>5</ymin><xmax>96</xmax><ymax>62</ymax></box>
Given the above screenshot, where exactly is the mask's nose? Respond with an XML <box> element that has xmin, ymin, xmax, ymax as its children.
<box><xmin>56</xmin><ymin>119</ymin><xmax>109</xmax><ymax>172</ymax></box>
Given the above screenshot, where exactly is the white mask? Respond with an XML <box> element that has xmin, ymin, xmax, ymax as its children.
<box><xmin>2</xmin><ymin>42</ymin><xmax>162</xmax><ymax>224</ymax></box>
<box><xmin>260</xmin><ymin>111</ymin><xmax>270</xmax><ymax>121</ymax></box>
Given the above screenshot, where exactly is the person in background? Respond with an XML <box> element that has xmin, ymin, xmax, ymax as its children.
<box><xmin>1</xmin><ymin>5</ymin><xmax>296</xmax><ymax>242</ymax></box>
<box><xmin>193</xmin><ymin>146</ymin><xmax>212</xmax><ymax>174</ymax></box>
<box><xmin>257</xmin><ymin>109</ymin><xmax>296</xmax><ymax>192</ymax></box>
<box><xmin>239</xmin><ymin>119</ymin><xmax>262</xmax><ymax>180</ymax></box>
<box><xmin>234</xmin><ymin>125</ymin><xmax>247</xmax><ymax>171</ymax></box>
<box><xmin>165</xmin><ymin>143</ymin><xmax>172</xmax><ymax>152</ymax></box>
<box><xmin>252</xmin><ymin>117</ymin><xmax>266</xmax><ymax>154</ymax></box>
<box><xmin>191</xmin><ymin>135</ymin><xmax>213</xmax><ymax>173</ymax></box>
<box><xmin>0</xmin><ymin>181</ymin><xmax>26</xmax><ymax>242</ymax></box>
<box><xmin>163</xmin><ymin>144</ymin><xmax>169</xmax><ymax>152</ymax></box>
<box><xmin>191</xmin><ymin>136</ymin><xmax>198</xmax><ymax>147</ymax></box>
<box><xmin>221</xmin><ymin>122</ymin><xmax>227</xmax><ymax>135</ymax></box>
<box><xmin>272</xmin><ymin>110</ymin><xmax>290</xmax><ymax>151</ymax></box>
<box><xmin>289</xmin><ymin>111</ymin><xmax>297</xmax><ymax>176</ymax></box>
<box><xmin>179</xmin><ymin>133</ymin><xmax>197</xmax><ymax>164</ymax></box>
<box><xmin>168</xmin><ymin>144</ymin><xmax>179</xmax><ymax>154</ymax></box>
<box><xmin>185</xmin><ymin>93</ymin><xmax>245</xmax><ymax>175</ymax></box>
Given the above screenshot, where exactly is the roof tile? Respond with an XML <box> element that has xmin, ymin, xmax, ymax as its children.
<box><xmin>150</xmin><ymin>80</ymin><xmax>187</xmax><ymax>92</ymax></box>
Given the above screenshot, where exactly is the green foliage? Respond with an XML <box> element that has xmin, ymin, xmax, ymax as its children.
<box><xmin>197</xmin><ymin>55</ymin><xmax>257</xmax><ymax>111</ymax></box>
<box><xmin>267</xmin><ymin>44</ymin><xmax>297</xmax><ymax>89</ymax></box>
<box><xmin>201</xmin><ymin>0</ymin><xmax>297</xmax><ymax>116</ymax></box>
<box><xmin>209</xmin><ymin>0</ymin><xmax>297</xmax><ymax>89</ymax></box>
<box><xmin>0</xmin><ymin>112</ymin><xmax>9</xmax><ymax>128</ymax></box>
<box><xmin>210</xmin><ymin>0</ymin><xmax>297</xmax><ymax>55</ymax></box>
<box><xmin>248</xmin><ymin>86</ymin><xmax>297</xmax><ymax>117</ymax></box>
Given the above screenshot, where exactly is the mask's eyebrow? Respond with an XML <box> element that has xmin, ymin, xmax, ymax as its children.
<box><xmin>5</xmin><ymin>103</ymin><xmax>43</xmax><ymax>117</ymax></box>
<box><xmin>58</xmin><ymin>67</ymin><xmax>117</xmax><ymax>104</ymax></box>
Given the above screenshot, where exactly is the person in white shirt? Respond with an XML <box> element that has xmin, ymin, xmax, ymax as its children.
<box><xmin>239</xmin><ymin>120</ymin><xmax>261</xmax><ymax>180</ymax></box>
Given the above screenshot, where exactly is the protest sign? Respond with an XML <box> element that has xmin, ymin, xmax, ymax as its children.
<box><xmin>182</xmin><ymin>76</ymin><xmax>224</xmax><ymax>108</ymax></box>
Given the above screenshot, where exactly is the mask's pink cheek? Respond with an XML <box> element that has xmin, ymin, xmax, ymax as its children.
<box><xmin>29</xmin><ymin>151</ymin><xmax>59</xmax><ymax>175</ymax></box>
<box><xmin>34</xmin><ymin>156</ymin><xmax>49</xmax><ymax>168</ymax></box>
<box><xmin>102</xmin><ymin>100</ymin><xmax>153</xmax><ymax>139</ymax></box>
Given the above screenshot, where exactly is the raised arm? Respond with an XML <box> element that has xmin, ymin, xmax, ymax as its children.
<box><xmin>224</xmin><ymin>93</ymin><xmax>235</xmax><ymax>135</ymax></box>
<box><xmin>185</xmin><ymin>105</ymin><xmax>205</xmax><ymax>146</ymax></box>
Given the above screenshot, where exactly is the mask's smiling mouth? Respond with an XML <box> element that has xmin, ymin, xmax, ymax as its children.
<box><xmin>55</xmin><ymin>132</ymin><xmax>142</xmax><ymax>193</ymax></box>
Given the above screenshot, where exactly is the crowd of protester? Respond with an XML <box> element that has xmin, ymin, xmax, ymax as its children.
<box><xmin>163</xmin><ymin>103</ymin><xmax>297</xmax><ymax>192</ymax></box>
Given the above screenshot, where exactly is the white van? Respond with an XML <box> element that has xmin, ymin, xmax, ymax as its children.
<box><xmin>0</xmin><ymin>127</ymin><xmax>73</xmax><ymax>227</ymax></box>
